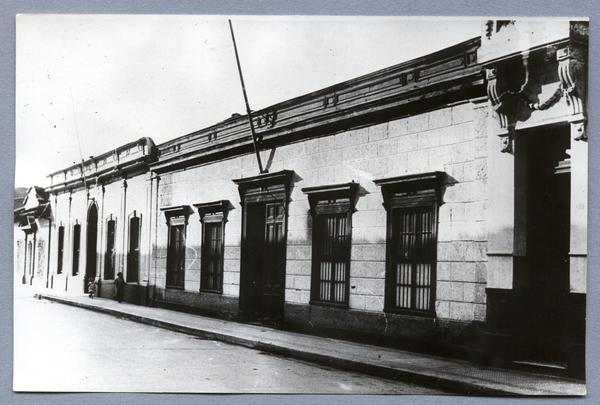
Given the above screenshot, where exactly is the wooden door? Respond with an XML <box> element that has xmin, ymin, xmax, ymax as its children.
<box><xmin>260</xmin><ymin>202</ymin><xmax>286</xmax><ymax>322</ymax></box>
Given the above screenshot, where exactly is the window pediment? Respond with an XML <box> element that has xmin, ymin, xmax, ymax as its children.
<box><xmin>374</xmin><ymin>171</ymin><xmax>446</xmax><ymax>208</ymax></box>
<box><xmin>302</xmin><ymin>182</ymin><xmax>359</xmax><ymax>215</ymax></box>
<box><xmin>161</xmin><ymin>205</ymin><xmax>193</xmax><ymax>225</ymax></box>
<box><xmin>193</xmin><ymin>200</ymin><xmax>231</xmax><ymax>223</ymax></box>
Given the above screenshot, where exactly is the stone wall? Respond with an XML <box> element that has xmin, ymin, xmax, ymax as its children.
<box><xmin>152</xmin><ymin>100</ymin><xmax>489</xmax><ymax>329</ymax></box>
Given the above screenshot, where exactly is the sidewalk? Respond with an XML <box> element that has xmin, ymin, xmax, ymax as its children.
<box><xmin>37</xmin><ymin>293</ymin><xmax>585</xmax><ymax>396</ymax></box>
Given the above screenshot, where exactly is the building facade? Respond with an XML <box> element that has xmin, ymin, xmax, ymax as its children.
<box><xmin>14</xmin><ymin>20</ymin><xmax>588</xmax><ymax>378</ymax></box>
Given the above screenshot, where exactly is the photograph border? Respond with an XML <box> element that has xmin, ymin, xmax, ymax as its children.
<box><xmin>1</xmin><ymin>1</ymin><xmax>599</xmax><ymax>404</ymax></box>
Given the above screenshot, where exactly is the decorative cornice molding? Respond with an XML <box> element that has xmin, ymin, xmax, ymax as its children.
<box><xmin>160</xmin><ymin>205</ymin><xmax>193</xmax><ymax>225</ymax></box>
<box><xmin>302</xmin><ymin>182</ymin><xmax>359</xmax><ymax>215</ymax></box>
<box><xmin>374</xmin><ymin>171</ymin><xmax>447</xmax><ymax>207</ymax></box>
<box><xmin>152</xmin><ymin>38</ymin><xmax>483</xmax><ymax>173</ymax></box>
<box><xmin>193</xmin><ymin>200</ymin><xmax>231</xmax><ymax>222</ymax></box>
<box><xmin>233</xmin><ymin>170</ymin><xmax>295</xmax><ymax>203</ymax></box>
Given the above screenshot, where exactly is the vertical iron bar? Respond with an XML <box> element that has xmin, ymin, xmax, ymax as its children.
<box><xmin>228</xmin><ymin>19</ymin><xmax>265</xmax><ymax>174</ymax></box>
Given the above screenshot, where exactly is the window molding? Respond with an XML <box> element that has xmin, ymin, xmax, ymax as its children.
<box><xmin>194</xmin><ymin>200</ymin><xmax>230</xmax><ymax>224</ymax></box>
<box><xmin>127</xmin><ymin>211</ymin><xmax>142</xmax><ymax>283</ymax></box>
<box><xmin>194</xmin><ymin>200</ymin><xmax>230</xmax><ymax>294</ymax></box>
<box><xmin>233</xmin><ymin>170</ymin><xmax>294</xmax><ymax>204</ymax></box>
<box><xmin>302</xmin><ymin>182</ymin><xmax>359</xmax><ymax>307</ymax></box>
<box><xmin>374</xmin><ymin>171</ymin><xmax>446</xmax><ymax>316</ymax></box>
<box><xmin>72</xmin><ymin>220</ymin><xmax>81</xmax><ymax>276</ymax></box>
<box><xmin>374</xmin><ymin>171</ymin><xmax>447</xmax><ymax>208</ymax></box>
<box><xmin>104</xmin><ymin>214</ymin><xmax>117</xmax><ymax>280</ymax></box>
<box><xmin>161</xmin><ymin>205</ymin><xmax>193</xmax><ymax>225</ymax></box>
<box><xmin>57</xmin><ymin>225</ymin><xmax>65</xmax><ymax>274</ymax></box>
<box><xmin>161</xmin><ymin>205</ymin><xmax>191</xmax><ymax>289</ymax></box>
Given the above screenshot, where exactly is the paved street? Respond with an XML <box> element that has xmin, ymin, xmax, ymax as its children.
<box><xmin>13</xmin><ymin>290</ymin><xmax>443</xmax><ymax>393</ymax></box>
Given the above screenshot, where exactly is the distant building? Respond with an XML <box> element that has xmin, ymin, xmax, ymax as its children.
<box><xmin>14</xmin><ymin>20</ymin><xmax>588</xmax><ymax>378</ymax></box>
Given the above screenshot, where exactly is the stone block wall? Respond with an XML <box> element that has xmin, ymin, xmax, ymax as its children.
<box><xmin>153</xmin><ymin>100</ymin><xmax>489</xmax><ymax>326</ymax></box>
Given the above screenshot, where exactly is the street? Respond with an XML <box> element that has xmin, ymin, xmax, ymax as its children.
<box><xmin>13</xmin><ymin>290</ymin><xmax>444</xmax><ymax>393</ymax></box>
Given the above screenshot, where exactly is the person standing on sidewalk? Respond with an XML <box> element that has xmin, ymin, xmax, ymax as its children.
<box><xmin>87</xmin><ymin>277</ymin><xmax>96</xmax><ymax>299</ymax></box>
<box><xmin>114</xmin><ymin>272</ymin><xmax>126</xmax><ymax>303</ymax></box>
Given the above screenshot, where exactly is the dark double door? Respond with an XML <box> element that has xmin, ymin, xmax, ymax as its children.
<box><xmin>241</xmin><ymin>201</ymin><xmax>287</xmax><ymax>324</ymax></box>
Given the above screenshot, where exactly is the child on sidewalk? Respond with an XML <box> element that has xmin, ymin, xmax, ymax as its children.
<box><xmin>88</xmin><ymin>278</ymin><xmax>96</xmax><ymax>299</ymax></box>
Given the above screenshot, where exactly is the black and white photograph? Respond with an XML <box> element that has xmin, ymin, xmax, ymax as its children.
<box><xmin>12</xmin><ymin>15</ymin><xmax>588</xmax><ymax>395</ymax></box>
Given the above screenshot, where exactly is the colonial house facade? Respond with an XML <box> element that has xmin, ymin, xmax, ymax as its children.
<box><xmin>14</xmin><ymin>20</ymin><xmax>588</xmax><ymax>378</ymax></box>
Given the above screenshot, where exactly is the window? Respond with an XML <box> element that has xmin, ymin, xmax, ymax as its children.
<box><xmin>390</xmin><ymin>206</ymin><xmax>435</xmax><ymax>311</ymax></box>
<box><xmin>72</xmin><ymin>223</ymin><xmax>81</xmax><ymax>276</ymax></box>
<box><xmin>162</xmin><ymin>206</ymin><xmax>192</xmax><ymax>289</ymax></box>
<box><xmin>104</xmin><ymin>218</ymin><xmax>116</xmax><ymax>280</ymax></box>
<box><xmin>374</xmin><ymin>171</ymin><xmax>446</xmax><ymax>316</ymax></box>
<box><xmin>127</xmin><ymin>215</ymin><xmax>141</xmax><ymax>283</ymax></box>
<box><xmin>195</xmin><ymin>200</ymin><xmax>229</xmax><ymax>293</ymax></box>
<box><xmin>57</xmin><ymin>225</ymin><xmax>64</xmax><ymax>274</ymax></box>
<box><xmin>303</xmin><ymin>182</ymin><xmax>358</xmax><ymax>306</ymax></box>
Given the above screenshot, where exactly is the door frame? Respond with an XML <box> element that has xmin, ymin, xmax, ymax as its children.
<box><xmin>233</xmin><ymin>170</ymin><xmax>294</xmax><ymax>322</ymax></box>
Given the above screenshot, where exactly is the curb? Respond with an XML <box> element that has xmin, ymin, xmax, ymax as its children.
<box><xmin>37</xmin><ymin>294</ymin><xmax>580</xmax><ymax>396</ymax></box>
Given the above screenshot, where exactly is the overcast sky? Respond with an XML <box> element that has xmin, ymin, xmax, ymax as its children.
<box><xmin>16</xmin><ymin>15</ymin><xmax>484</xmax><ymax>187</ymax></box>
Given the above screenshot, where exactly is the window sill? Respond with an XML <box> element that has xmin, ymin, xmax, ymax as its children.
<box><xmin>309</xmin><ymin>300</ymin><xmax>349</xmax><ymax>309</ymax></box>
<box><xmin>200</xmin><ymin>289</ymin><xmax>223</xmax><ymax>295</ymax></box>
<box><xmin>384</xmin><ymin>307</ymin><xmax>436</xmax><ymax>318</ymax></box>
<box><xmin>166</xmin><ymin>285</ymin><xmax>185</xmax><ymax>290</ymax></box>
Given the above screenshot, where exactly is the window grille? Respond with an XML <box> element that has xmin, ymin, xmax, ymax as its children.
<box><xmin>314</xmin><ymin>213</ymin><xmax>351</xmax><ymax>304</ymax></box>
<box><xmin>161</xmin><ymin>206</ymin><xmax>193</xmax><ymax>290</ymax></box>
<box><xmin>72</xmin><ymin>223</ymin><xmax>81</xmax><ymax>276</ymax></box>
<box><xmin>195</xmin><ymin>200</ymin><xmax>229</xmax><ymax>294</ymax></box>
<box><xmin>201</xmin><ymin>221</ymin><xmax>224</xmax><ymax>292</ymax></box>
<box><xmin>166</xmin><ymin>222</ymin><xmax>186</xmax><ymax>289</ymax></box>
<box><xmin>374</xmin><ymin>171</ymin><xmax>445</xmax><ymax>317</ymax></box>
<box><xmin>127</xmin><ymin>216</ymin><xmax>141</xmax><ymax>283</ymax></box>
<box><xmin>104</xmin><ymin>219</ymin><xmax>116</xmax><ymax>280</ymax></box>
<box><xmin>303</xmin><ymin>182</ymin><xmax>358</xmax><ymax>307</ymax></box>
<box><xmin>391</xmin><ymin>206</ymin><xmax>435</xmax><ymax>312</ymax></box>
<box><xmin>57</xmin><ymin>226</ymin><xmax>64</xmax><ymax>274</ymax></box>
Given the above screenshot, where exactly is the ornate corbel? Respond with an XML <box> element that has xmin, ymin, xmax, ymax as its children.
<box><xmin>557</xmin><ymin>46</ymin><xmax>587</xmax><ymax>141</ymax></box>
<box><xmin>485</xmin><ymin>68</ymin><xmax>516</xmax><ymax>153</ymax></box>
<box><xmin>485</xmin><ymin>53</ymin><xmax>535</xmax><ymax>154</ymax></box>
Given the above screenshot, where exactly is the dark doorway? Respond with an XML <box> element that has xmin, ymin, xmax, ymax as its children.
<box><xmin>241</xmin><ymin>201</ymin><xmax>287</xmax><ymax>324</ymax></box>
<box><xmin>84</xmin><ymin>204</ymin><xmax>98</xmax><ymax>293</ymax></box>
<box><xmin>514</xmin><ymin>125</ymin><xmax>571</xmax><ymax>365</ymax></box>
<box><xmin>235</xmin><ymin>171</ymin><xmax>293</xmax><ymax>325</ymax></box>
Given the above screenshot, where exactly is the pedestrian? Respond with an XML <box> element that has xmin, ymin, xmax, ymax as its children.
<box><xmin>87</xmin><ymin>277</ymin><xmax>96</xmax><ymax>299</ymax></box>
<box><xmin>114</xmin><ymin>272</ymin><xmax>126</xmax><ymax>303</ymax></box>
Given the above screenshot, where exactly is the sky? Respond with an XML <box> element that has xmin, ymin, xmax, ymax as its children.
<box><xmin>15</xmin><ymin>15</ymin><xmax>484</xmax><ymax>187</ymax></box>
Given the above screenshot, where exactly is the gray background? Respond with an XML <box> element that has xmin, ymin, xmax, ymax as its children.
<box><xmin>1</xmin><ymin>1</ymin><xmax>597</xmax><ymax>404</ymax></box>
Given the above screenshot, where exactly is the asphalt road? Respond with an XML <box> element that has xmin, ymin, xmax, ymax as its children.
<box><xmin>13</xmin><ymin>291</ymin><xmax>444</xmax><ymax>394</ymax></box>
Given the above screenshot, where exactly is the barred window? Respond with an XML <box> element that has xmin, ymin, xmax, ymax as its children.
<box><xmin>57</xmin><ymin>225</ymin><xmax>64</xmax><ymax>274</ymax></box>
<box><xmin>303</xmin><ymin>182</ymin><xmax>358</xmax><ymax>307</ymax></box>
<box><xmin>195</xmin><ymin>200</ymin><xmax>229</xmax><ymax>294</ymax></box>
<box><xmin>313</xmin><ymin>213</ymin><xmax>351</xmax><ymax>304</ymax></box>
<box><xmin>127</xmin><ymin>215</ymin><xmax>141</xmax><ymax>283</ymax></box>
<box><xmin>72</xmin><ymin>223</ymin><xmax>81</xmax><ymax>276</ymax></box>
<box><xmin>375</xmin><ymin>172</ymin><xmax>445</xmax><ymax>316</ymax></box>
<box><xmin>162</xmin><ymin>206</ymin><xmax>192</xmax><ymax>290</ymax></box>
<box><xmin>201</xmin><ymin>221</ymin><xmax>224</xmax><ymax>292</ymax></box>
<box><xmin>167</xmin><ymin>222</ymin><xmax>186</xmax><ymax>289</ymax></box>
<box><xmin>390</xmin><ymin>206</ymin><xmax>435</xmax><ymax>312</ymax></box>
<box><xmin>104</xmin><ymin>218</ymin><xmax>116</xmax><ymax>280</ymax></box>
